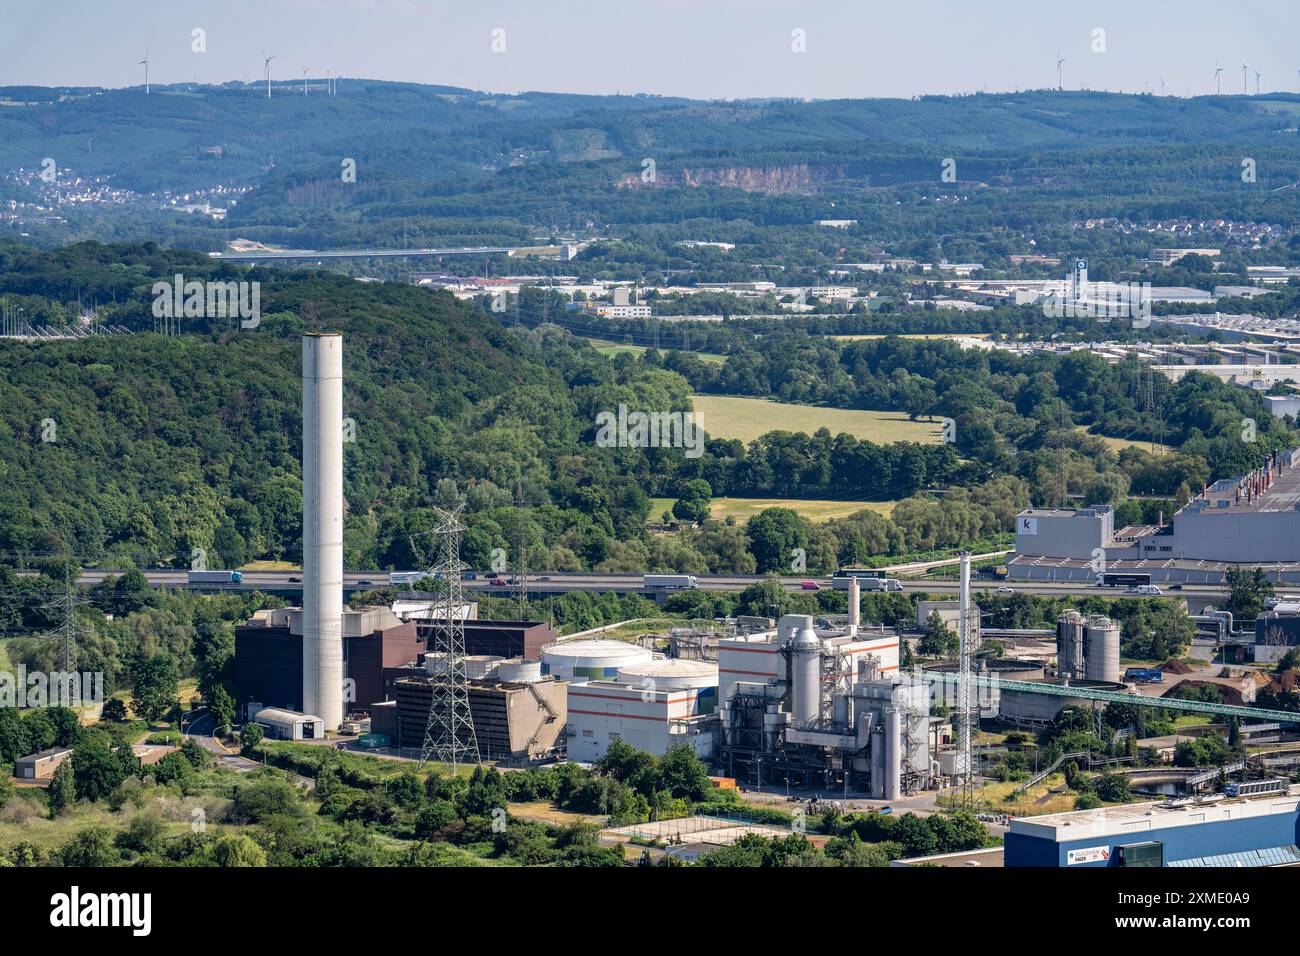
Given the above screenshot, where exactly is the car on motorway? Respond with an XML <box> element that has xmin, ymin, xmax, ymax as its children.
<box><xmin>355</xmin><ymin>579</ymin><xmax>376</xmax><ymax>587</ymax></box>
<box><xmin>996</xmin><ymin>586</ymin><xmax>1015</xmax><ymax>595</ymax></box>
<box><xmin>288</xmin><ymin>575</ymin><xmax>302</xmax><ymax>583</ymax></box>
<box><xmin>488</xmin><ymin>577</ymin><xmax>508</xmax><ymax>586</ymax></box>
<box><xmin>800</xmin><ymin>580</ymin><xmax>821</xmax><ymax>591</ymax></box>
<box><xmin>1168</xmin><ymin>583</ymin><xmax>1183</xmax><ymax>591</ymax></box>
<box><xmin>461</xmin><ymin>571</ymin><xmax>477</xmax><ymax>580</ymax></box>
<box><xmin>1133</xmin><ymin>584</ymin><xmax>1163</xmax><ymax>596</ymax></box>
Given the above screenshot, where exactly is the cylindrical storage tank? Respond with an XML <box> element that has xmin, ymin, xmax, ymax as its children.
<box><xmin>497</xmin><ymin>659</ymin><xmax>543</xmax><ymax>683</ymax></box>
<box><xmin>1057</xmin><ymin>611</ymin><xmax>1086</xmax><ymax>680</ymax></box>
<box><xmin>1085</xmin><ymin>616</ymin><xmax>1121</xmax><ymax>683</ymax></box>
<box><xmin>540</xmin><ymin>639</ymin><xmax>653</xmax><ymax>682</ymax></box>
<box><xmin>425</xmin><ymin>654</ymin><xmax>502</xmax><ymax>679</ymax></box>
<box><xmin>883</xmin><ymin>705</ymin><xmax>902</xmax><ymax>801</ymax></box>
<box><xmin>616</xmin><ymin>658</ymin><xmax>719</xmax><ymax>713</ymax></box>
<box><xmin>786</xmin><ymin>616</ymin><xmax>822</xmax><ymax>729</ymax></box>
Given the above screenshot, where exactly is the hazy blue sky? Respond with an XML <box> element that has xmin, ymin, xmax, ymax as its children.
<box><xmin>3</xmin><ymin>0</ymin><xmax>1298</xmax><ymax>100</ymax></box>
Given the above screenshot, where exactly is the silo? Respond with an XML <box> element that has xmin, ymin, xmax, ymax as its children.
<box><xmin>497</xmin><ymin>659</ymin><xmax>543</xmax><ymax>683</ymax></box>
<box><xmin>1085</xmin><ymin>616</ymin><xmax>1122</xmax><ymax>683</ymax></box>
<box><xmin>1057</xmin><ymin>611</ymin><xmax>1086</xmax><ymax>680</ymax></box>
<box><xmin>540</xmin><ymin>639</ymin><xmax>653</xmax><ymax>681</ymax></box>
<box><xmin>785</xmin><ymin>615</ymin><xmax>822</xmax><ymax>729</ymax></box>
<box><xmin>617</xmin><ymin>658</ymin><xmax>720</xmax><ymax>713</ymax></box>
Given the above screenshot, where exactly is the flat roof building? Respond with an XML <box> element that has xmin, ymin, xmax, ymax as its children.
<box><xmin>13</xmin><ymin>747</ymin><xmax>72</xmax><ymax>781</ymax></box>
<box><xmin>1005</xmin><ymin>787</ymin><xmax>1300</xmax><ymax>867</ymax></box>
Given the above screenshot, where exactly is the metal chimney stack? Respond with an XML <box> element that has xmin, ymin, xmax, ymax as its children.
<box><xmin>848</xmin><ymin>575</ymin><xmax>861</xmax><ymax>635</ymax></box>
<box><xmin>302</xmin><ymin>333</ymin><xmax>344</xmax><ymax>731</ymax></box>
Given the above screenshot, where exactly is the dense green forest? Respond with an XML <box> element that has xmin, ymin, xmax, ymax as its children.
<box><xmin>5</xmin><ymin>83</ymin><xmax>1300</xmax><ymax>274</ymax></box>
<box><xmin>0</xmin><ymin>241</ymin><xmax>1295</xmax><ymax>585</ymax></box>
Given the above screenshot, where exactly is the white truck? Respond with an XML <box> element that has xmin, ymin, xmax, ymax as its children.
<box><xmin>187</xmin><ymin>569</ymin><xmax>242</xmax><ymax>585</ymax></box>
<box><xmin>860</xmin><ymin>577</ymin><xmax>903</xmax><ymax>592</ymax></box>
<box><xmin>644</xmin><ymin>574</ymin><xmax>698</xmax><ymax>590</ymax></box>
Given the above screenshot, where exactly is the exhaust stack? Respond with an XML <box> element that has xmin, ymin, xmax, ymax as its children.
<box><xmin>302</xmin><ymin>332</ymin><xmax>344</xmax><ymax>731</ymax></box>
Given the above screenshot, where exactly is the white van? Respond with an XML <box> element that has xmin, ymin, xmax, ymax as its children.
<box><xmin>1134</xmin><ymin>584</ymin><xmax>1163</xmax><ymax>596</ymax></box>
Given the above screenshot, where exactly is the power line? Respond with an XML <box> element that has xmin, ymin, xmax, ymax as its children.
<box><xmin>417</xmin><ymin>504</ymin><xmax>481</xmax><ymax>771</ymax></box>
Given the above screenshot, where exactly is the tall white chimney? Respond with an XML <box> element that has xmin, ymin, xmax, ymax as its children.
<box><xmin>848</xmin><ymin>575</ymin><xmax>861</xmax><ymax>635</ymax></box>
<box><xmin>302</xmin><ymin>333</ymin><xmax>344</xmax><ymax>730</ymax></box>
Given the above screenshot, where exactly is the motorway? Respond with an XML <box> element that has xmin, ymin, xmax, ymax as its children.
<box><xmin>76</xmin><ymin>567</ymin><xmax>1231</xmax><ymax>611</ymax></box>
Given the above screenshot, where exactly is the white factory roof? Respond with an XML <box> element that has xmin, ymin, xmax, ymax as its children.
<box><xmin>252</xmin><ymin>707</ymin><xmax>321</xmax><ymax>726</ymax></box>
<box><xmin>1009</xmin><ymin>787</ymin><xmax>1300</xmax><ymax>843</ymax></box>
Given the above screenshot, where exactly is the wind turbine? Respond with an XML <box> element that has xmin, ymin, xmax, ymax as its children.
<box><xmin>1242</xmin><ymin>61</ymin><xmax>1250</xmax><ymax>94</ymax></box>
<box><xmin>1215</xmin><ymin>62</ymin><xmax>1223</xmax><ymax>95</ymax></box>
<box><xmin>138</xmin><ymin>48</ymin><xmax>151</xmax><ymax>94</ymax></box>
<box><xmin>1159</xmin><ymin>76</ymin><xmax>1166</xmax><ymax>97</ymax></box>
<box><xmin>1255</xmin><ymin>70</ymin><xmax>1261</xmax><ymax>95</ymax></box>
<box><xmin>303</xmin><ymin>67</ymin><xmax>308</xmax><ymax>96</ymax></box>
<box><xmin>262</xmin><ymin>51</ymin><xmax>276</xmax><ymax>98</ymax></box>
<box><xmin>1056</xmin><ymin>52</ymin><xmax>1066</xmax><ymax>91</ymax></box>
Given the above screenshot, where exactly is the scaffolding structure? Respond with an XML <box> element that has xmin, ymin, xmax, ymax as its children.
<box><xmin>418</xmin><ymin>505</ymin><xmax>481</xmax><ymax>770</ymax></box>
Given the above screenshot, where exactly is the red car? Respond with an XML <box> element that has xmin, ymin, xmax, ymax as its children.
<box><xmin>489</xmin><ymin>577</ymin><xmax>508</xmax><ymax>586</ymax></box>
<box><xmin>800</xmin><ymin>580</ymin><xmax>821</xmax><ymax>591</ymax></box>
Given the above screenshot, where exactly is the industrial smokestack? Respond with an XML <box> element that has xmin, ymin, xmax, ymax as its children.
<box><xmin>302</xmin><ymin>333</ymin><xmax>344</xmax><ymax>730</ymax></box>
<box><xmin>848</xmin><ymin>575</ymin><xmax>860</xmax><ymax>635</ymax></box>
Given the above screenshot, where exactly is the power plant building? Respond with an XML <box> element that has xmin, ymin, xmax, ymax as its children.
<box><xmin>715</xmin><ymin>613</ymin><xmax>926</xmax><ymax>798</ymax></box>
<box><xmin>235</xmin><ymin>605</ymin><xmax>421</xmax><ymax>719</ymax></box>
<box><xmin>565</xmin><ymin>678</ymin><xmax>717</xmax><ymax>763</ymax></box>
<box><xmin>389</xmin><ymin>668</ymin><xmax>568</xmax><ymax>762</ymax></box>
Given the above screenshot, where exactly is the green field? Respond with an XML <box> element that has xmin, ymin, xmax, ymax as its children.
<box><xmin>587</xmin><ymin>339</ymin><xmax>727</xmax><ymax>364</ymax></box>
<box><xmin>1073</xmin><ymin>425</ymin><xmax>1171</xmax><ymax>455</ymax></box>
<box><xmin>650</xmin><ymin>496</ymin><xmax>896</xmax><ymax>524</ymax></box>
<box><xmin>691</xmin><ymin>394</ymin><xmax>943</xmax><ymax>444</ymax></box>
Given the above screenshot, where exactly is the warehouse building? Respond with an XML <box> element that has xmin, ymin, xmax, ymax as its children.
<box><xmin>13</xmin><ymin>746</ymin><xmax>72</xmax><ymax>781</ymax></box>
<box><xmin>252</xmin><ymin>707</ymin><xmax>325</xmax><ymax>741</ymax></box>
<box><xmin>1005</xmin><ymin>788</ymin><xmax>1300</xmax><ymax>867</ymax></box>
<box><xmin>1009</xmin><ymin>448</ymin><xmax>1300</xmax><ymax>584</ymax></box>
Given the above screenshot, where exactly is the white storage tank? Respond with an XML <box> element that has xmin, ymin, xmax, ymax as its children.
<box><xmin>540</xmin><ymin>639</ymin><xmax>653</xmax><ymax>681</ymax></box>
<box><xmin>497</xmin><ymin>659</ymin><xmax>543</xmax><ymax>683</ymax></box>
<box><xmin>426</xmin><ymin>654</ymin><xmax>502</xmax><ymax>680</ymax></box>
<box><xmin>616</xmin><ymin>658</ymin><xmax>720</xmax><ymax>713</ymax></box>
<box><xmin>1085</xmin><ymin>615</ymin><xmax>1121</xmax><ymax>684</ymax></box>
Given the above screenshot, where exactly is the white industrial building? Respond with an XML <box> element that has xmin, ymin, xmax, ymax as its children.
<box><xmin>565</xmin><ymin>679</ymin><xmax>716</xmax><ymax>763</ymax></box>
<box><xmin>252</xmin><ymin>707</ymin><xmax>325</xmax><ymax>741</ymax></box>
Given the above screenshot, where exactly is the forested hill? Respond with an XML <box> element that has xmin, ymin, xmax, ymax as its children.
<box><xmin>4</xmin><ymin>83</ymin><xmax>1300</xmax><ymax>252</ymax></box>
<box><xmin>0</xmin><ymin>241</ymin><xmax>694</xmax><ymax>571</ymax></box>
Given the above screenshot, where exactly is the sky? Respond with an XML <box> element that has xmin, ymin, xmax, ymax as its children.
<box><xmin>2</xmin><ymin>0</ymin><xmax>1299</xmax><ymax>101</ymax></box>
